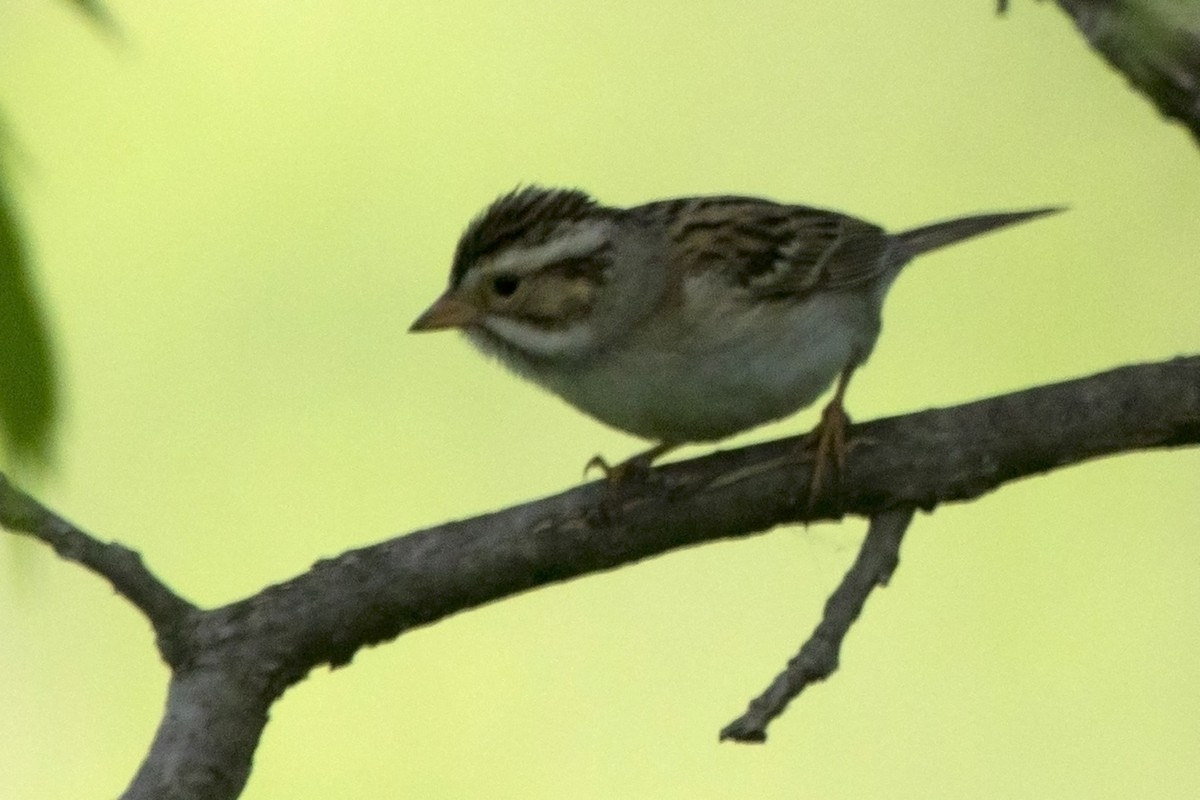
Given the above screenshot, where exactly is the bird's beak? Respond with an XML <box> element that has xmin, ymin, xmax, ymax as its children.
<box><xmin>409</xmin><ymin>291</ymin><xmax>480</xmax><ymax>333</ymax></box>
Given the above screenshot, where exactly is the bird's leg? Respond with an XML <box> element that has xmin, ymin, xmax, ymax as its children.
<box><xmin>804</xmin><ymin>366</ymin><xmax>855</xmax><ymax>511</ymax></box>
<box><xmin>585</xmin><ymin>442</ymin><xmax>677</xmax><ymax>484</ymax></box>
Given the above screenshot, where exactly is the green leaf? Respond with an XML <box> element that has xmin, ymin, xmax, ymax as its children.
<box><xmin>0</xmin><ymin>135</ymin><xmax>59</xmax><ymax>469</ymax></box>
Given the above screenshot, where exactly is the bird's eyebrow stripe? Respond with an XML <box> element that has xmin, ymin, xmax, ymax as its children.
<box><xmin>485</xmin><ymin>223</ymin><xmax>612</xmax><ymax>277</ymax></box>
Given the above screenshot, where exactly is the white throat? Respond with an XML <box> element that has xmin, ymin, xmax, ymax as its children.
<box><xmin>478</xmin><ymin>316</ymin><xmax>597</xmax><ymax>360</ymax></box>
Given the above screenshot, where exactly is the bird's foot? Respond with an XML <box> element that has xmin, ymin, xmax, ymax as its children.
<box><xmin>584</xmin><ymin>442</ymin><xmax>674</xmax><ymax>483</ymax></box>
<box><xmin>585</xmin><ymin>443</ymin><xmax>675</xmax><ymax>518</ymax></box>
<box><xmin>803</xmin><ymin>400</ymin><xmax>851</xmax><ymax>512</ymax></box>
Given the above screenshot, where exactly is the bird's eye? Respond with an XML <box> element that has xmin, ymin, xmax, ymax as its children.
<box><xmin>491</xmin><ymin>274</ymin><xmax>521</xmax><ymax>298</ymax></box>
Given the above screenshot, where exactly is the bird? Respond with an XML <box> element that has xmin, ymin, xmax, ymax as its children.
<box><xmin>410</xmin><ymin>186</ymin><xmax>1060</xmax><ymax>504</ymax></box>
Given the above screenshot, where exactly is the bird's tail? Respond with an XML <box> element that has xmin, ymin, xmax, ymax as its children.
<box><xmin>898</xmin><ymin>207</ymin><xmax>1064</xmax><ymax>256</ymax></box>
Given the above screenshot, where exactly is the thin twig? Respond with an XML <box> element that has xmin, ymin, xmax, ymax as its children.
<box><xmin>0</xmin><ymin>474</ymin><xmax>195</xmax><ymax>658</ymax></box>
<box><xmin>720</xmin><ymin>508</ymin><xmax>915</xmax><ymax>742</ymax></box>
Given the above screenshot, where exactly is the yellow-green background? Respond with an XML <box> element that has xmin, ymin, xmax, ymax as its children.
<box><xmin>2</xmin><ymin>2</ymin><xmax>1199</xmax><ymax>797</ymax></box>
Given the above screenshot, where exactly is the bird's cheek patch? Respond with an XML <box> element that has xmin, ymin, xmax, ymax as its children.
<box><xmin>512</xmin><ymin>275</ymin><xmax>599</xmax><ymax>328</ymax></box>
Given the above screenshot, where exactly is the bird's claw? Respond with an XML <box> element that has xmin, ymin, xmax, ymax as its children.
<box><xmin>584</xmin><ymin>454</ymin><xmax>612</xmax><ymax>480</ymax></box>
<box><xmin>585</xmin><ymin>442</ymin><xmax>674</xmax><ymax>485</ymax></box>
<box><xmin>585</xmin><ymin>443</ymin><xmax>676</xmax><ymax>519</ymax></box>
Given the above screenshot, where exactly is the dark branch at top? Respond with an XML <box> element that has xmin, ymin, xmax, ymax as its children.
<box><xmin>1051</xmin><ymin>0</ymin><xmax>1200</xmax><ymax>144</ymax></box>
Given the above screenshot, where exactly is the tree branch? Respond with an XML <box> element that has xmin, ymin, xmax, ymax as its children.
<box><xmin>1034</xmin><ymin>0</ymin><xmax>1200</xmax><ymax>144</ymax></box>
<box><xmin>3</xmin><ymin>355</ymin><xmax>1198</xmax><ymax>800</ymax></box>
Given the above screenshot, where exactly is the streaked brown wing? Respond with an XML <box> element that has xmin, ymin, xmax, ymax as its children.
<box><xmin>635</xmin><ymin>197</ymin><xmax>901</xmax><ymax>301</ymax></box>
<box><xmin>742</xmin><ymin>207</ymin><xmax>900</xmax><ymax>299</ymax></box>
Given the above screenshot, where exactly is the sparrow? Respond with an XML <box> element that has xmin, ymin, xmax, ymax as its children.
<box><xmin>411</xmin><ymin>187</ymin><xmax>1060</xmax><ymax>502</ymax></box>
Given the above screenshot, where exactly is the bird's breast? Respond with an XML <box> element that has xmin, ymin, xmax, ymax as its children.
<box><xmin>532</xmin><ymin>286</ymin><xmax>876</xmax><ymax>442</ymax></box>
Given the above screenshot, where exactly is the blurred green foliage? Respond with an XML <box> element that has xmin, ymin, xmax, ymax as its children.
<box><xmin>0</xmin><ymin>122</ymin><xmax>58</xmax><ymax>468</ymax></box>
<box><xmin>63</xmin><ymin>0</ymin><xmax>115</xmax><ymax>33</ymax></box>
<box><xmin>0</xmin><ymin>0</ymin><xmax>112</xmax><ymax>468</ymax></box>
